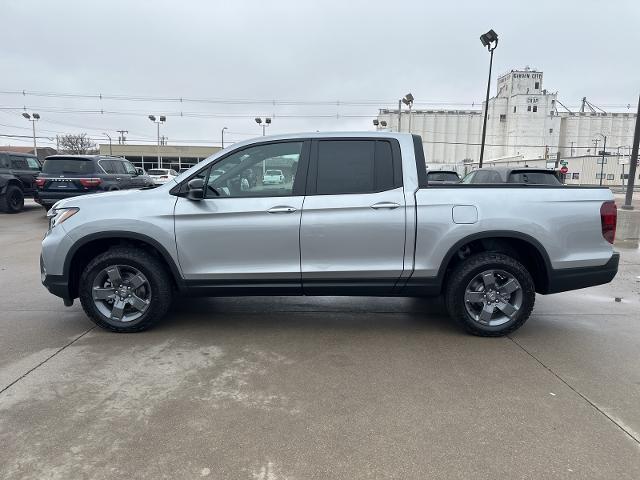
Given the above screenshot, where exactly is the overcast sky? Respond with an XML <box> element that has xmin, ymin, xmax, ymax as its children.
<box><xmin>1</xmin><ymin>0</ymin><xmax>638</xmax><ymax>149</ymax></box>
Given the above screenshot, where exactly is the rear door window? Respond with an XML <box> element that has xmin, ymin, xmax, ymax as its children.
<box><xmin>9</xmin><ymin>156</ymin><xmax>29</xmax><ymax>170</ymax></box>
<box><xmin>314</xmin><ymin>139</ymin><xmax>398</xmax><ymax>195</ymax></box>
<box><xmin>42</xmin><ymin>158</ymin><xmax>96</xmax><ymax>175</ymax></box>
<box><xmin>26</xmin><ymin>157</ymin><xmax>41</xmax><ymax>170</ymax></box>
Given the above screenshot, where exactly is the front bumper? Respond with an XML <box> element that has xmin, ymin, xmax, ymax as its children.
<box><xmin>544</xmin><ymin>252</ymin><xmax>620</xmax><ymax>294</ymax></box>
<box><xmin>40</xmin><ymin>255</ymin><xmax>72</xmax><ymax>304</ymax></box>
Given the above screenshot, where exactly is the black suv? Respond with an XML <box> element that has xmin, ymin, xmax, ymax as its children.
<box><xmin>34</xmin><ymin>155</ymin><xmax>154</xmax><ymax>209</ymax></box>
<box><xmin>0</xmin><ymin>151</ymin><xmax>42</xmax><ymax>213</ymax></box>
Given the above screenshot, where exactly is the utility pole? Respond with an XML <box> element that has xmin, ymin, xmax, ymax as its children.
<box><xmin>622</xmin><ymin>95</ymin><xmax>640</xmax><ymax>210</ymax></box>
<box><xmin>599</xmin><ymin>135</ymin><xmax>607</xmax><ymax>186</ymax></box>
<box><xmin>117</xmin><ymin>130</ymin><xmax>128</xmax><ymax>144</ymax></box>
<box><xmin>570</xmin><ymin>141</ymin><xmax>575</xmax><ymax>157</ymax></box>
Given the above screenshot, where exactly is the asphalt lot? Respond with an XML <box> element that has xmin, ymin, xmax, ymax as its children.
<box><xmin>1</xmin><ymin>201</ymin><xmax>639</xmax><ymax>479</ymax></box>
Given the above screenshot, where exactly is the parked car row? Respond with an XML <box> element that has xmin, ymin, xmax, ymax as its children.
<box><xmin>0</xmin><ymin>153</ymin><xmax>169</xmax><ymax>213</ymax></box>
<box><xmin>426</xmin><ymin>167</ymin><xmax>562</xmax><ymax>185</ymax></box>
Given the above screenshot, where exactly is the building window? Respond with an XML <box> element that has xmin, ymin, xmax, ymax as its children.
<box><xmin>535</xmin><ymin>82</ymin><xmax>540</xmax><ymax>89</ymax></box>
<box><xmin>621</xmin><ymin>174</ymin><xmax>629</xmax><ymax>179</ymax></box>
<box><xmin>499</xmin><ymin>114</ymin><xmax>506</xmax><ymax>122</ymax></box>
<box><xmin>597</xmin><ymin>158</ymin><xmax>608</xmax><ymax>164</ymax></box>
<box><xmin>513</xmin><ymin>107</ymin><xmax>516</xmax><ymax>113</ymax></box>
<box><xmin>527</xmin><ymin>106</ymin><xmax>532</xmax><ymax>112</ymax></box>
<box><xmin>549</xmin><ymin>128</ymin><xmax>553</xmax><ymax>134</ymax></box>
<box><xmin>533</xmin><ymin>106</ymin><xmax>538</xmax><ymax>112</ymax></box>
<box><xmin>607</xmin><ymin>174</ymin><xmax>614</xmax><ymax>180</ymax></box>
<box><xmin>572</xmin><ymin>173</ymin><xmax>580</xmax><ymax>180</ymax></box>
<box><xmin>596</xmin><ymin>173</ymin><xmax>604</xmax><ymax>179</ymax></box>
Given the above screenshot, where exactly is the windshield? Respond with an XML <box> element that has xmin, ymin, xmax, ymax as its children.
<box><xmin>265</xmin><ymin>170</ymin><xmax>282</xmax><ymax>175</ymax></box>
<box><xmin>42</xmin><ymin>158</ymin><xmax>95</xmax><ymax>175</ymax></box>
<box><xmin>148</xmin><ymin>169</ymin><xmax>168</xmax><ymax>175</ymax></box>
<box><xmin>428</xmin><ymin>172</ymin><xmax>459</xmax><ymax>182</ymax></box>
<box><xmin>508</xmin><ymin>171</ymin><xmax>561</xmax><ymax>185</ymax></box>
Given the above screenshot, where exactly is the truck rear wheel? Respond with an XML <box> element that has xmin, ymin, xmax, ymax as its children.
<box><xmin>445</xmin><ymin>252</ymin><xmax>535</xmax><ymax>337</ymax></box>
<box><xmin>0</xmin><ymin>185</ymin><xmax>24</xmax><ymax>213</ymax></box>
<box><xmin>78</xmin><ymin>247</ymin><xmax>173</xmax><ymax>332</ymax></box>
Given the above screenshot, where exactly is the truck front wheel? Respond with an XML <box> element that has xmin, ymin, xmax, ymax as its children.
<box><xmin>0</xmin><ymin>185</ymin><xmax>24</xmax><ymax>213</ymax></box>
<box><xmin>445</xmin><ymin>252</ymin><xmax>535</xmax><ymax>337</ymax></box>
<box><xmin>78</xmin><ymin>247</ymin><xmax>173</xmax><ymax>332</ymax></box>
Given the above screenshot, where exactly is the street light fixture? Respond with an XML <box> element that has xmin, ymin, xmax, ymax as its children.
<box><xmin>478</xmin><ymin>29</ymin><xmax>499</xmax><ymax>168</ymax></box>
<box><xmin>221</xmin><ymin>126</ymin><xmax>228</xmax><ymax>148</ymax></box>
<box><xmin>148</xmin><ymin>115</ymin><xmax>166</xmax><ymax>169</ymax></box>
<box><xmin>103</xmin><ymin>132</ymin><xmax>113</xmax><ymax>155</ymax></box>
<box><xmin>372</xmin><ymin>119</ymin><xmax>388</xmax><ymax>130</ymax></box>
<box><xmin>255</xmin><ymin>117</ymin><xmax>271</xmax><ymax>136</ymax></box>
<box><xmin>402</xmin><ymin>93</ymin><xmax>414</xmax><ymax>133</ymax></box>
<box><xmin>22</xmin><ymin>112</ymin><xmax>40</xmax><ymax>158</ymax></box>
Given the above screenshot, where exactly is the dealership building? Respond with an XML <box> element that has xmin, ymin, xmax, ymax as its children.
<box><xmin>97</xmin><ymin>144</ymin><xmax>221</xmax><ymax>171</ymax></box>
<box><xmin>377</xmin><ymin>67</ymin><xmax>637</xmax><ymax>185</ymax></box>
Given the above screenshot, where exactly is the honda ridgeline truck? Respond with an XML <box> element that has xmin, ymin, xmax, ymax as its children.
<box><xmin>40</xmin><ymin>133</ymin><xmax>619</xmax><ymax>336</ymax></box>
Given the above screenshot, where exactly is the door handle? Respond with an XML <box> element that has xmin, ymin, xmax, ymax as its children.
<box><xmin>370</xmin><ymin>202</ymin><xmax>400</xmax><ymax>210</ymax></box>
<box><xmin>267</xmin><ymin>206</ymin><xmax>297</xmax><ymax>214</ymax></box>
<box><xmin>116</xmin><ymin>177</ymin><xmax>122</xmax><ymax>181</ymax></box>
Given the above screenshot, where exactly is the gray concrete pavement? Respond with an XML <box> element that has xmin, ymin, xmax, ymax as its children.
<box><xmin>1</xmin><ymin>201</ymin><xmax>639</xmax><ymax>479</ymax></box>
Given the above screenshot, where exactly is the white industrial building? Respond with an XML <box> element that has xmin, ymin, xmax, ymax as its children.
<box><xmin>377</xmin><ymin>67</ymin><xmax>637</xmax><ymax>184</ymax></box>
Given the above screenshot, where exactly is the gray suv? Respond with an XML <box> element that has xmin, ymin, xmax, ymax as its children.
<box><xmin>34</xmin><ymin>155</ymin><xmax>154</xmax><ymax>209</ymax></box>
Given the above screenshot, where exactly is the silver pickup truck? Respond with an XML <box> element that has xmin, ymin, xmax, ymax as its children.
<box><xmin>40</xmin><ymin>132</ymin><xmax>619</xmax><ymax>336</ymax></box>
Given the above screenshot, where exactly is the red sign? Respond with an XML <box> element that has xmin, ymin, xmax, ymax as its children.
<box><xmin>560</xmin><ymin>166</ymin><xmax>568</xmax><ymax>174</ymax></box>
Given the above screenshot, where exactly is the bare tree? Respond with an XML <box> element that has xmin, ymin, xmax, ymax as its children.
<box><xmin>57</xmin><ymin>134</ymin><xmax>97</xmax><ymax>154</ymax></box>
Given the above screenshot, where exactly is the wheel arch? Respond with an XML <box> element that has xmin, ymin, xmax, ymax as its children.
<box><xmin>64</xmin><ymin>231</ymin><xmax>183</xmax><ymax>299</ymax></box>
<box><xmin>437</xmin><ymin>231</ymin><xmax>552</xmax><ymax>294</ymax></box>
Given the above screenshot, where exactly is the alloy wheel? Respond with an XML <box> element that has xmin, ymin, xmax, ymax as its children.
<box><xmin>463</xmin><ymin>269</ymin><xmax>523</xmax><ymax>327</ymax></box>
<box><xmin>91</xmin><ymin>265</ymin><xmax>151</xmax><ymax>323</ymax></box>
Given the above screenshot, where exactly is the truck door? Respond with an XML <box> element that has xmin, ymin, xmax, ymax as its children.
<box><xmin>174</xmin><ymin>140</ymin><xmax>309</xmax><ymax>293</ymax></box>
<box><xmin>300</xmin><ymin>138</ymin><xmax>406</xmax><ymax>294</ymax></box>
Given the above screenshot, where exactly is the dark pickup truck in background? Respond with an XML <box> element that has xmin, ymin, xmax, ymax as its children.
<box><xmin>0</xmin><ymin>151</ymin><xmax>41</xmax><ymax>213</ymax></box>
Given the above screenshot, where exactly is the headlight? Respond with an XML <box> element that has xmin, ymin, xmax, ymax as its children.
<box><xmin>47</xmin><ymin>207</ymin><xmax>79</xmax><ymax>230</ymax></box>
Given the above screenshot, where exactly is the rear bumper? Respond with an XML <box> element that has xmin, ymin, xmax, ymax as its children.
<box><xmin>544</xmin><ymin>252</ymin><xmax>619</xmax><ymax>294</ymax></box>
<box><xmin>34</xmin><ymin>190</ymin><xmax>95</xmax><ymax>205</ymax></box>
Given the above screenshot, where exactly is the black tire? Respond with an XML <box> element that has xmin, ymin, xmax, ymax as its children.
<box><xmin>79</xmin><ymin>246</ymin><xmax>173</xmax><ymax>332</ymax></box>
<box><xmin>445</xmin><ymin>252</ymin><xmax>535</xmax><ymax>337</ymax></box>
<box><xmin>0</xmin><ymin>185</ymin><xmax>24</xmax><ymax>213</ymax></box>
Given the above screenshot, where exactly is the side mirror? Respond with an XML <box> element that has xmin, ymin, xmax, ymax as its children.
<box><xmin>135</xmin><ymin>168</ymin><xmax>144</xmax><ymax>176</ymax></box>
<box><xmin>186</xmin><ymin>178</ymin><xmax>205</xmax><ymax>200</ymax></box>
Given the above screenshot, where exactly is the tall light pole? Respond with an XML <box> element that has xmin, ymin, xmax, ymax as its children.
<box><xmin>402</xmin><ymin>93</ymin><xmax>414</xmax><ymax>133</ymax></box>
<box><xmin>255</xmin><ymin>117</ymin><xmax>272</xmax><ymax>176</ymax></box>
<box><xmin>148</xmin><ymin>115</ymin><xmax>166</xmax><ymax>168</ymax></box>
<box><xmin>479</xmin><ymin>29</ymin><xmax>499</xmax><ymax>168</ymax></box>
<box><xmin>221</xmin><ymin>126</ymin><xmax>228</xmax><ymax>148</ymax></box>
<box><xmin>117</xmin><ymin>130</ymin><xmax>128</xmax><ymax>144</ymax></box>
<box><xmin>594</xmin><ymin>133</ymin><xmax>607</xmax><ymax>186</ymax></box>
<box><xmin>103</xmin><ymin>132</ymin><xmax>113</xmax><ymax>155</ymax></box>
<box><xmin>22</xmin><ymin>112</ymin><xmax>40</xmax><ymax>158</ymax></box>
<box><xmin>255</xmin><ymin>117</ymin><xmax>271</xmax><ymax>136</ymax></box>
<box><xmin>397</xmin><ymin>99</ymin><xmax>402</xmax><ymax>131</ymax></box>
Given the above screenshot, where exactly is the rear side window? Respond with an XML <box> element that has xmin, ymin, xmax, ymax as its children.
<box><xmin>42</xmin><ymin>158</ymin><xmax>96</xmax><ymax>175</ymax></box>
<box><xmin>471</xmin><ymin>170</ymin><xmax>502</xmax><ymax>183</ymax></box>
<box><xmin>315</xmin><ymin>140</ymin><xmax>398</xmax><ymax>195</ymax></box>
<box><xmin>0</xmin><ymin>154</ymin><xmax>9</xmax><ymax>168</ymax></box>
<box><xmin>26</xmin><ymin>157</ymin><xmax>41</xmax><ymax>170</ymax></box>
<box><xmin>10</xmin><ymin>156</ymin><xmax>29</xmax><ymax>170</ymax></box>
<box><xmin>508</xmin><ymin>171</ymin><xmax>560</xmax><ymax>185</ymax></box>
<box><xmin>427</xmin><ymin>172</ymin><xmax>459</xmax><ymax>182</ymax></box>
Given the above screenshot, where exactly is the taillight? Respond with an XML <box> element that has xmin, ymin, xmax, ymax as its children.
<box><xmin>600</xmin><ymin>201</ymin><xmax>617</xmax><ymax>244</ymax></box>
<box><xmin>79</xmin><ymin>178</ymin><xmax>102</xmax><ymax>188</ymax></box>
<box><xmin>35</xmin><ymin>178</ymin><xmax>46</xmax><ymax>188</ymax></box>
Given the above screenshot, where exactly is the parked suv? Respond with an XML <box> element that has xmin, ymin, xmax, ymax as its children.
<box><xmin>34</xmin><ymin>155</ymin><xmax>154</xmax><ymax>209</ymax></box>
<box><xmin>462</xmin><ymin>167</ymin><xmax>561</xmax><ymax>185</ymax></box>
<box><xmin>0</xmin><ymin>151</ymin><xmax>41</xmax><ymax>213</ymax></box>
